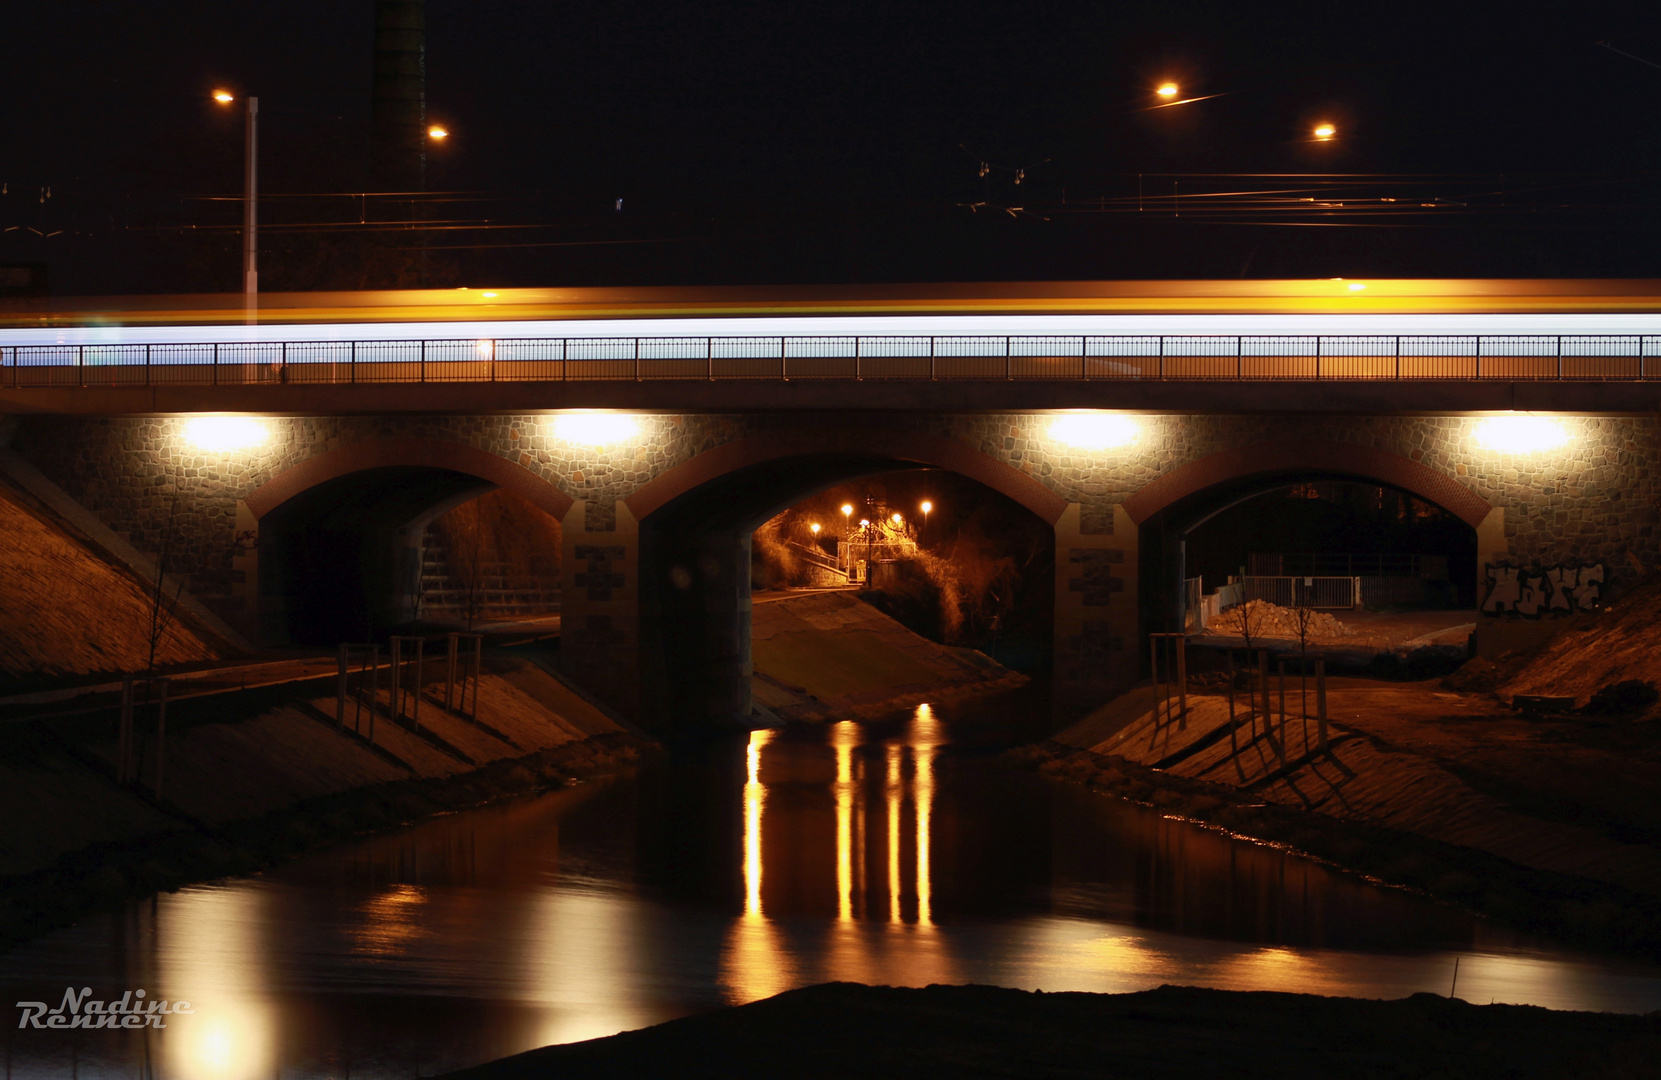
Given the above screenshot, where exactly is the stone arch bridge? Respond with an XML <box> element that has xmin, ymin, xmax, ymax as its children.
<box><xmin>2</xmin><ymin>281</ymin><xmax>1657</xmax><ymax>733</ymax></box>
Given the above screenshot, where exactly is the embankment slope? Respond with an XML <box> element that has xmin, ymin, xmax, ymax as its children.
<box><xmin>0</xmin><ymin>656</ymin><xmax>649</xmax><ymax>947</ymax></box>
<box><xmin>749</xmin><ymin>591</ymin><xmax>1024</xmax><ymax>719</ymax></box>
<box><xmin>441</xmin><ymin>982</ymin><xmax>1661</xmax><ymax>1080</ymax></box>
<box><xmin>0</xmin><ymin>479</ymin><xmax>230</xmax><ymax>681</ymax></box>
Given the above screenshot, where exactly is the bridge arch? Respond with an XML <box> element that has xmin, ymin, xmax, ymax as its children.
<box><xmin>1126</xmin><ymin>439</ymin><xmax>1492</xmax><ymax>637</ymax></box>
<box><xmin>245</xmin><ymin>436</ymin><xmax>573</xmax><ymax>522</ymax></box>
<box><xmin>616</xmin><ymin>429</ymin><xmax>1063</xmax><ymax>735</ymax></box>
<box><xmin>245</xmin><ymin>437</ymin><xmax>572</xmax><ymax>644</ymax></box>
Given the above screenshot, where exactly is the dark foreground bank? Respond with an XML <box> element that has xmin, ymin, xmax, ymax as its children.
<box><xmin>441</xmin><ymin>982</ymin><xmax>1661</xmax><ymax>1079</ymax></box>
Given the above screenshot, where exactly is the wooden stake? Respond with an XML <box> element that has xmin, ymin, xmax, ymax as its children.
<box><xmin>1316</xmin><ymin>657</ymin><xmax>1329</xmax><ymax>751</ymax></box>
<box><xmin>118</xmin><ymin>675</ymin><xmax>134</xmax><ymax>784</ymax></box>
<box><xmin>336</xmin><ymin>644</ymin><xmax>348</xmax><ymax>730</ymax></box>
<box><xmin>1176</xmin><ymin>635</ymin><xmax>1188</xmax><ymax>730</ymax></box>
<box><xmin>152</xmin><ymin>679</ymin><xmax>169</xmax><ymax>801</ymax></box>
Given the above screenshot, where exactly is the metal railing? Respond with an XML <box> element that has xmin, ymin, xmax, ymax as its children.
<box><xmin>1242</xmin><ymin>576</ymin><xmax>1359</xmax><ymax>610</ymax></box>
<box><xmin>3</xmin><ymin>334</ymin><xmax>1660</xmax><ymax>388</ymax></box>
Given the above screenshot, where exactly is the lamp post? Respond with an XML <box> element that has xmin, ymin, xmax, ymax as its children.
<box><xmin>215</xmin><ymin>91</ymin><xmax>258</xmax><ymax>322</ymax></box>
<box><xmin>840</xmin><ymin>503</ymin><xmax>854</xmax><ymax>575</ymax></box>
<box><xmin>920</xmin><ymin>500</ymin><xmax>933</xmax><ymax>545</ymax></box>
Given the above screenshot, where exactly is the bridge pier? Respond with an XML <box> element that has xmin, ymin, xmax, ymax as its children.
<box><xmin>1053</xmin><ymin>503</ymin><xmax>1139</xmax><ymax>721</ymax></box>
<box><xmin>561</xmin><ymin>499</ymin><xmax>642</xmax><ymax>720</ymax></box>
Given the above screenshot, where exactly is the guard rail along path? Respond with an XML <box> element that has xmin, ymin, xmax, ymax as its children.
<box><xmin>6</xmin><ymin>333</ymin><xmax>1661</xmax><ymax>387</ymax></box>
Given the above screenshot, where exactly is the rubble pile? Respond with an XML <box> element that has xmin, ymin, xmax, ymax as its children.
<box><xmin>1208</xmin><ymin>599</ymin><xmax>1349</xmax><ymax>641</ymax></box>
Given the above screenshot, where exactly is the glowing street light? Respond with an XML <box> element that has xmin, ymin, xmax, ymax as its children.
<box><xmin>810</xmin><ymin>523</ymin><xmax>822</xmax><ymax>536</ymax></box>
<box><xmin>920</xmin><ymin>500</ymin><xmax>933</xmax><ymax>544</ymax></box>
<box><xmin>427</xmin><ymin>125</ymin><xmax>449</xmax><ymax>140</ymax></box>
<box><xmin>1313</xmin><ymin>123</ymin><xmax>1336</xmax><ymax>140</ymax></box>
<box><xmin>1156</xmin><ymin>83</ymin><xmax>1179</xmax><ymax>98</ymax></box>
<box><xmin>212</xmin><ymin>89</ymin><xmax>234</xmax><ymax>104</ymax></box>
<box><xmin>891</xmin><ymin>513</ymin><xmax>903</xmax><ymax>526</ymax></box>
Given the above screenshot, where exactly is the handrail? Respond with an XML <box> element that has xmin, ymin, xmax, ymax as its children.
<box><xmin>1</xmin><ymin>333</ymin><xmax>1658</xmax><ymax>387</ymax></box>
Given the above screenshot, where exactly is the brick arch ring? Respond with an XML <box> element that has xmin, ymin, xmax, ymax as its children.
<box><xmin>242</xmin><ymin>436</ymin><xmax>575</xmax><ymax>521</ymax></box>
<box><xmin>625</xmin><ymin>429</ymin><xmax>1070</xmax><ymax>525</ymax></box>
<box><xmin>1119</xmin><ymin>438</ymin><xmax>1492</xmax><ymax>528</ymax></box>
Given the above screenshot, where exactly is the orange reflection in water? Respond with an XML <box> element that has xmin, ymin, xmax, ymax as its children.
<box><xmin>910</xmin><ymin>704</ymin><xmax>943</xmax><ymax>927</ymax></box>
<box><xmin>721</xmin><ymin>729</ymin><xmax>798</xmax><ymax>1003</ymax></box>
<box><xmin>833</xmin><ymin>721</ymin><xmax>859</xmax><ymax>921</ymax></box>
<box><xmin>157</xmin><ymin>886</ymin><xmax>278</xmax><ymax>1080</ymax></box>
<box><xmin>887</xmin><ymin>744</ymin><xmax>904</xmax><ymax>923</ymax></box>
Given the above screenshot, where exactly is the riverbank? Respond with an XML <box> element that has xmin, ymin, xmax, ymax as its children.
<box><xmin>750</xmin><ymin>590</ymin><xmax>1026</xmax><ymax>721</ymax></box>
<box><xmin>1022</xmin><ymin>672</ymin><xmax>1661</xmax><ymax>958</ymax></box>
<box><xmin>0</xmin><ymin>655</ymin><xmax>654</xmax><ymax>951</ymax></box>
<box><xmin>441</xmin><ymin>981</ymin><xmax>1661</xmax><ymax>1079</ymax></box>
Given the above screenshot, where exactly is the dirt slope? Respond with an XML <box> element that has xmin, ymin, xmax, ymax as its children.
<box><xmin>1498</xmin><ymin>573</ymin><xmax>1661</xmax><ymax>706</ymax></box>
<box><xmin>0</xmin><ymin>482</ymin><xmax>224</xmax><ymax>679</ymax></box>
<box><xmin>750</xmin><ymin>591</ymin><xmax>1025</xmax><ymax>719</ymax></box>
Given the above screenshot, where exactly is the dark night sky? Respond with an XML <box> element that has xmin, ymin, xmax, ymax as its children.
<box><xmin>2</xmin><ymin>2</ymin><xmax>1658</xmax><ymax>294</ymax></box>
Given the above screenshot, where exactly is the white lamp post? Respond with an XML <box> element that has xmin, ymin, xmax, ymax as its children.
<box><xmin>214</xmin><ymin>91</ymin><xmax>258</xmax><ymax>322</ymax></box>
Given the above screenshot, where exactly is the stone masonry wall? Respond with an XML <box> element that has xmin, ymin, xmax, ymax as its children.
<box><xmin>11</xmin><ymin>412</ymin><xmax>1658</xmax><ymax>614</ymax></box>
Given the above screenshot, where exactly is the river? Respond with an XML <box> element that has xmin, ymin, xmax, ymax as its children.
<box><xmin>6</xmin><ymin>694</ymin><xmax>1661</xmax><ymax>1078</ymax></box>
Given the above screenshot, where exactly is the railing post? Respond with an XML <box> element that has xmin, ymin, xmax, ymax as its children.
<box><xmin>281</xmin><ymin>341</ymin><xmax>287</xmax><ymax>386</ymax></box>
<box><xmin>78</xmin><ymin>344</ymin><xmax>84</xmax><ymax>387</ymax></box>
<box><xmin>337</xmin><ymin>644</ymin><xmax>348</xmax><ymax>729</ymax></box>
<box><xmin>1394</xmin><ymin>335</ymin><xmax>1401</xmax><ymax>379</ymax></box>
<box><xmin>854</xmin><ymin>337</ymin><xmax>861</xmax><ymax>380</ymax></box>
<box><xmin>1236</xmin><ymin>336</ymin><xmax>1243</xmax><ymax>379</ymax></box>
<box><xmin>1475</xmin><ymin>336</ymin><xmax>1482</xmax><ymax>380</ymax></box>
<box><xmin>1158</xmin><ymin>336</ymin><xmax>1164</xmax><ymax>379</ymax></box>
<box><xmin>1003</xmin><ymin>336</ymin><xmax>1010</xmax><ymax>380</ymax></box>
<box><xmin>707</xmin><ymin>337</ymin><xmax>714</xmax><ymax>381</ymax></box>
<box><xmin>212</xmin><ymin>342</ymin><xmax>218</xmax><ymax>386</ymax></box>
<box><xmin>145</xmin><ymin>343</ymin><xmax>152</xmax><ymax>387</ymax></box>
<box><xmin>420</xmin><ymin>340</ymin><xmax>427</xmax><ymax>382</ymax></box>
<box><xmin>780</xmin><ymin>337</ymin><xmax>787</xmax><ymax>381</ymax></box>
<box><xmin>634</xmin><ymin>337</ymin><xmax>641</xmax><ymax>381</ymax></box>
<box><xmin>490</xmin><ymin>339</ymin><xmax>497</xmax><ymax>382</ymax></box>
<box><xmin>350</xmin><ymin>340</ymin><xmax>357</xmax><ymax>384</ymax></box>
<box><xmin>1557</xmin><ymin>335</ymin><xmax>1563</xmax><ymax>380</ymax></box>
<box><xmin>1314</xmin><ymin>335</ymin><xmax>1321</xmax><ymax>380</ymax></box>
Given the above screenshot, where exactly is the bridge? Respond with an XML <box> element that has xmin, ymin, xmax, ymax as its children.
<box><xmin>2</xmin><ymin>279</ymin><xmax>1657</xmax><ymax>732</ymax></box>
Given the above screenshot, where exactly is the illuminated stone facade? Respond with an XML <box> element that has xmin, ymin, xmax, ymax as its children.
<box><xmin>8</xmin><ymin>411</ymin><xmax>1657</xmax><ymax>726</ymax></box>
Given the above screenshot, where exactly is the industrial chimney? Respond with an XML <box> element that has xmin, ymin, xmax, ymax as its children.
<box><xmin>370</xmin><ymin>0</ymin><xmax>425</xmax><ymax>192</ymax></box>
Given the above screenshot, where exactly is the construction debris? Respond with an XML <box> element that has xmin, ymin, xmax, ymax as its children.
<box><xmin>1206</xmin><ymin>599</ymin><xmax>1350</xmax><ymax>641</ymax></box>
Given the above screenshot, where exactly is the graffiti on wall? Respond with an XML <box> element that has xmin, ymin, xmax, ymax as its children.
<box><xmin>1481</xmin><ymin>561</ymin><xmax>1605</xmax><ymax>618</ymax></box>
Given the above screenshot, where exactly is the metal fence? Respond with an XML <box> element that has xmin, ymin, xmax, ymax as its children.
<box><xmin>4</xmin><ymin>333</ymin><xmax>1661</xmax><ymax>387</ymax></box>
<box><xmin>1248</xmin><ymin>553</ymin><xmax>1449</xmax><ymax>578</ymax></box>
<box><xmin>1242</xmin><ymin>576</ymin><xmax>1359</xmax><ymax>610</ymax></box>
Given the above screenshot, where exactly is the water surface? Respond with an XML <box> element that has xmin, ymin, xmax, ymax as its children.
<box><xmin>5</xmin><ymin>696</ymin><xmax>1660</xmax><ymax>1078</ymax></box>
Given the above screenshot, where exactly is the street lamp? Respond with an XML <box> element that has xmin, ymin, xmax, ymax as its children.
<box><xmin>1313</xmin><ymin>123</ymin><xmax>1336</xmax><ymax>140</ymax></box>
<box><xmin>214</xmin><ymin>90</ymin><xmax>257</xmax><ymax>321</ymax></box>
<box><xmin>1156</xmin><ymin>82</ymin><xmax>1179</xmax><ymax>98</ymax></box>
<box><xmin>920</xmin><ymin>500</ymin><xmax>933</xmax><ymax>544</ymax></box>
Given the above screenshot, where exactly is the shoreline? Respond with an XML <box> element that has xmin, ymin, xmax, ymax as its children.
<box><xmin>0</xmin><ymin>731</ymin><xmax>650</xmax><ymax>953</ymax></box>
<box><xmin>1013</xmin><ymin>740</ymin><xmax>1661</xmax><ymax>961</ymax></box>
<box><xmin>438</xmin><ymin>982</ymin><xmax>1661</xmax><ymax>1079</ymax></box>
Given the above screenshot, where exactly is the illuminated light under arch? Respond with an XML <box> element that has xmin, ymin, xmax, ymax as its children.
<box><xmin>1048</xmin><ymin>413</ymin><xmax>1139</xmax><ymax>451</ymax></box>
<box><xmin>183</xmin><ymin>417</ymin><xmax>268</xmax><ymax>452</ymax></box>
<box><xmin>552</xmin><ymin>412</ymin><xmax>641</xmax><ymax>446</ymax></box>
<box><xmin>1473</xmin><ymin>415</ymin><xmax>1572</xmax><ymax>453</ymax></box>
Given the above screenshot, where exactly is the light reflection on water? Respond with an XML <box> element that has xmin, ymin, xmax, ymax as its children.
<box><xmin>5</xmin><ymin>698</ymin><xmax>1661</xmax><ymax>1078</ymax></box>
